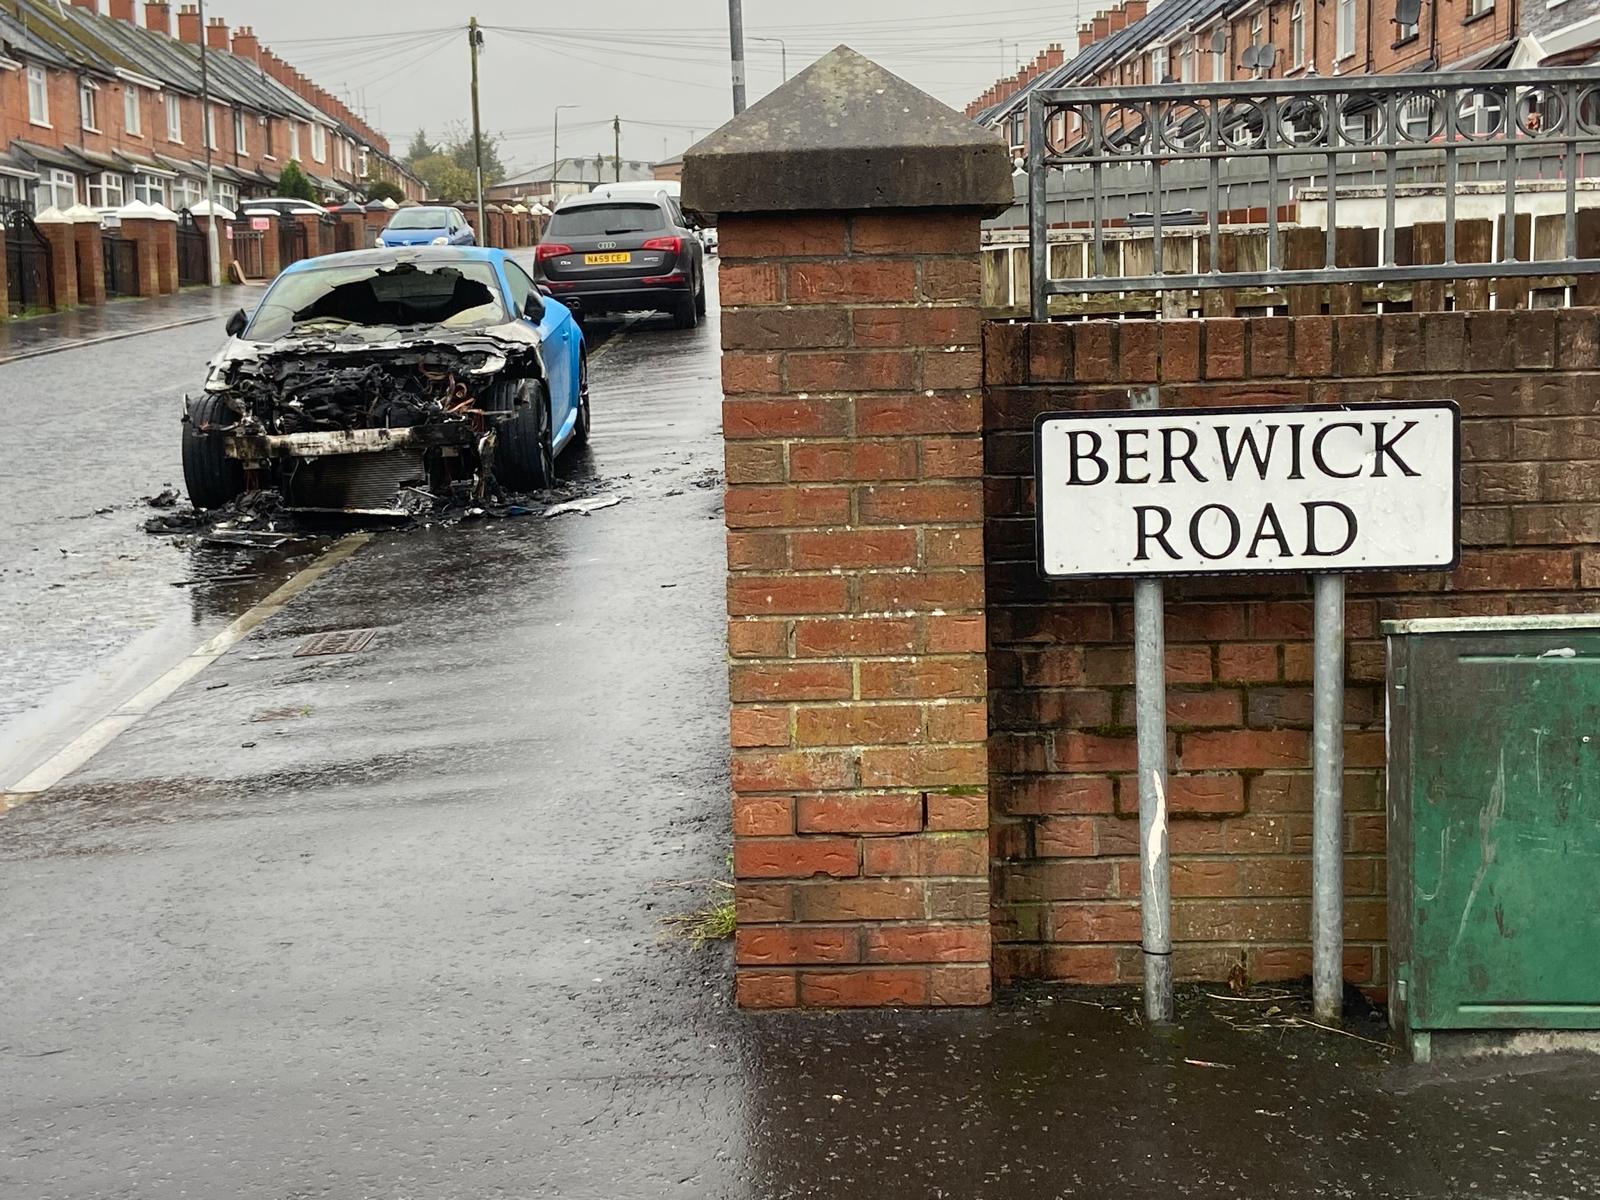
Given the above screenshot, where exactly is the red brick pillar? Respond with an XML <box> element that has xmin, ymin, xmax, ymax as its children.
<box><xmin>118</xmin><ymin>217</ymin><xmax>164</xmax><ymax>298</ymax></box>
<box><xmin>296</xmin><ymin>212</ymin><xmax>322</xmax><ymax>260</ymax></box>
<box><xmin>258</xmin><ymin>214</ymin><xmax>283</xmax><ymax>277</ymax></box>
<box><xmin>339</xmin><ymin>209</ymin><xmax>365</xmax><ymax>250</ymax></box>
<box><xmin>35</xmin><ymin>216</ymin><xmax>79</xmax><ymax>310</ymax></box>
<box><xmin>684</xmin><ymin>48</ymin><xmax>1013</xmax><ymax>1009</ymax></box>
<box><xmin>71</xmin><ymin>216</ymin><xmax>106</xmax><ymax>307</ymax></box>
<box><xmin>151</xmin><ymin>216</ymin><xmax>179</xmax><ymax>294</ymax></box>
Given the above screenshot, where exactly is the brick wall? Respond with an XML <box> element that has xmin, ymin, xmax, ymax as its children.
<box><xmin>722</xmin><ymin>210</ymin><xmax>993</xmax><ymax>1009</ymax></box>
<box><xmin>984</xmin><ymin>309</ymin><xmax>1599</xmax><ymax>990</ymax></box>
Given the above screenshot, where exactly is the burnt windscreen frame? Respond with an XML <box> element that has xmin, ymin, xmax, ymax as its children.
<box><xmin>547</xmin><ymin>203</ymin><xmax>668</xmax><ymax>237</ymax></box>
<box><xmin>246</xmin><ymin>262</ymin><xmax>508</xmax><ymax>340</ymax></box>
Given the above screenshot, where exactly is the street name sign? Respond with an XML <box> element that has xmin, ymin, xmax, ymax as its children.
<box><xmin>1036</xmin><ymin>401</ymin><xmax>1460</xmax><ymax>579</ymax></box>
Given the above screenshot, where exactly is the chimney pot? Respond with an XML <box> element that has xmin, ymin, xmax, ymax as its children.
<box><xmin>232</xmin><ymin>26</ymin><xmax>261</xmax><ymax>65</ymax></box>
<box><xmin>176</xmin><ymin>4</ymin><xmax>202</xmax><ymax>44</ymax></box>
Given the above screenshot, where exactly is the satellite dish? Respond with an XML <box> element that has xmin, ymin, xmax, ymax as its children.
<box><xmin>1394</xmin><ymin>0</ymin><xmax>1422</xmax><ymax>24</ymax></box>
<box><xmin>1241</xmin><ymin>44</ymin><xmax>1262</xmax><ymax>69</ymax></box>
<box><xmin>1212</xmin><ymin>28</ymin><xmax>1227</xmax><ymax>52</ymax></box>
<box><xmin>1257</xmin><ymin>43</ymin><xmax>1278</xmax><ymax>69</ymax></box>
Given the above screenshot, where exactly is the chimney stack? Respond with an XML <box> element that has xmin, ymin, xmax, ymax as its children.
<box><xmin>205</xmin><ymin>16</ymin><xmax>228</xmax><ymax>50</ymax></box>
<box><xmin>69</xmin><ymin>0</ymin><xmax>97</xmax><ymax>12</ymax></box>
<box><xmin>109</xmin><ymin>0</ymin><xmax>135</xmax><ymax>21</ymax></box>
<box><xmin>232</xmin><ymin>26</ymin><xmax>260</xmax><ymax>65</ymax></box>
<box><xmin>1125</xmin><ymin>0</ymin><xmax>1149</xmax><ymax>20</ymax></box>
<box><xmin>1108</xmin><ymin>6</ymin><xmax>1128</xmax><ymax>32</ymax></box>
<box><xmin>1093</xmin><ymin>13</ymin><xmax>1111</xmax><ymax>40</ymax></box>
<box><xmin>176</xmin><ymin>4</ymin><xmax>201</xmax><ymax>45</ymax></box>
<box><xmin>1079</xmin><ymin>24</ymin><xmax>1095</xmax><ymax>50</ymax></box>
<box><xmin>145</xmin><ymin>2</ymin><xmax>171</xmax><ymax>34</ymax></box>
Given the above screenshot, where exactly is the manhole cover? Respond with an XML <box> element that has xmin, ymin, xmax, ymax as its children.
<box><xmin>293</xmin><ymin>628</ymin><xmax>378</xmax><ymax>657</ymax></box>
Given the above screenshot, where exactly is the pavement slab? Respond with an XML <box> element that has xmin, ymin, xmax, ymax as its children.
<box><xmin>3</xmin><ymin>288</ymin><xmax>1599</xmax><ymax>1199</ymax></box>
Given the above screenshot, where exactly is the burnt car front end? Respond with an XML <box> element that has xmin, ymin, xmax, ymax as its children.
<box><xmin>185</xmin><ymin>252</ymin><xmax>548</xmax><ymax>515</ymax></box>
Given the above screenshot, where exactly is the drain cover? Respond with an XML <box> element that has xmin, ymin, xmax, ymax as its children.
<box><xmin>293</xmin><ymin>628</ymin><xmax>378</xmax><ymax>658</ymax></box>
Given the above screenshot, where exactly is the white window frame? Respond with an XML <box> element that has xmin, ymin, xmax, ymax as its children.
<box><xmin>1212</xmin><ymin>32</ymin><xmax>1226</xmax><ymax>81</ymax></box>
<box><xmin>80</xmin><ymin>79</ymin><xmax>99</xmax><ymax>133</ymax></box>
<box><xmin>1291</xmin><ymin>3</ymin><xmax>1306</xmax><ymax>66</ymax></box>
<box><xmin>124</xmin><ymin>86</ymin><xmax>143</xmax><ymax>137</ymax></box>
<box><xmin>288</xmin><ymin>121</ymin><xmax>301</xmax><ymax>162</ymax></box>
<box><xmin>28</xmin><ymin>66</ymin><xmax>50</xmax><ymax>127</ymax></box>
<box><xmin>166</xmin><ymin>92</ymin><xmax>183</xmax><ymax>143</ymax></box>
<box><xmin>133</xmin><ymin>172</ymin><xmax>167</xmax><ymax>206</ymax></box>
<box><xmin>1337</xmin><ymin>0</ymin><xmax>1357</xmax><ymax>59</ymax></box>
<box><xmin>86</xmin><ymin>171</ymin><xmax>124</xmax><ymax>208</ymax></box>
<box><xmin>263</xmin><ymin>117</ymin><xmax>276</xmax><ymax>161</ymax></box>
<box><xmin>173</xmin><ymin>175</ymin><xmax>204</xmax><ymax>210</ymax></box>
<box><xmin>1147</xmin><ymin>49</ymin><xmax>1161</xmax><ymax>82</ymax></box>
<box><xmin>234</xmin><ymin>109</ymin><xmax>248</xmax><ymax>156</ymax></box>
<box><xmin>214</xmin><ymin>180</ymin><xmax>239</xmax><ymax>209</ymax></box>
<box><xmin>1180</xmin><ymin>36</ymin><xmax>1197</xmax><ymax>83</ymax></box>
<box><xmin>358</xmin><ymin>147</ymin><xmax>370</xmax><ymax>178</ymax></box>
<box><xmin>310</xmin><ymin>122</ymin><xmax>327</xmax><ymax>164</ymax></box>
<box><xmin>1468</xmin><ymin>0</ymin><xmax>1494</xmax><ymax>14</ymax></box>
<box><xmin>204</xmin><ymin>103</ymin><xmax>218</xmax><ymax>150</ymax></box>
<box><xmin>34</xmin><ymin>167</ymin><xmax>76</xmax><ymax>211</ymax></box>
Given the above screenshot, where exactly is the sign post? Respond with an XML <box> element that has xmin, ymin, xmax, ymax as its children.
<box><xmin>1036</xmin><ymin>400</ymin><xmax>1459</xmax><ymax>1025</ymax></box>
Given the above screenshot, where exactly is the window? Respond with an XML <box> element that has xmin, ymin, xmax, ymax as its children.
<box><xmin>547</xmin><ymin>203</ymin><xmax>667</xmax><ymax>237</ymax></box>
<box><xmin>1337</xmin><ymin>0</ymin><xmax>1357</xmax><ymax>58</ymax></box>
<box><xmin>1400</xmin><ymin>94</ymin><xmax>1437</xmax><ymax>139</ymax></box>
<box><xmin>164</xmin><ymin>93</ymin><xmax>182</xmax><ymax>143</ymax></box>
<box><xmin>1291</xmin><ymin>3</ymin><xmax>1306</xmax><ymax>66</ymax></box>
<box><xmin>358</xmin><ymin>148</ymin><xmax>370</xmax><ymax>178</ymax></box>
<box><xmin>214</xmin><ymin>181</ymin><xmax>239</xmax><ymax>209</ymax></box>
<box><xmin>28</xmin><ymin>66</ymin><xmax>49</xmax><ymax>126</ymax></box>
<box><xmin>311</xmin><ymin>123</ymin><xmax>327</xmax><ymax>163</ymax></box>
<box><xmin>1180</xmin><ymin>37</ymin><xmax>1196</xmax><ymax>82</ymax></box>
<box><xmin>0</xmin><ymin>174</ymin><xmax>24</xmax><ymax>206</ymax></box>
<box><xmin>1147</xmin><ymin>49</ymin><xmax>1161</xmax><ymax>82</ymax></box>
<box><xmin>246</xmin><ymin>261</ymin><xmax>509</xmax><ymax>342</ymax></box>
<box><xmin>205</xmin><ymin>104</ymin><xmax>218</xmax><ymax>150</ymax></box>
<box><xmin>289</xmin><ymin>121</ymin><xmax>301</xmax><ymax>162</ymax></box>
<box><xmin>33</xmin><ymin>168</ymin><xmax>76</xmax><ymax>212</ymax></box>
<box><xmin>234</xmin><ymin>110</ymin><xmax>248</xmax><ymax>155</ymax></box>
<box><xmin>87</xmin><ymin>171</ymin><xmax>124</xmax><ymax>208</ymax></box>
<box><xmin>1468</xmin><ymin>0</ymin><xmax>1494</xmax><ymax>13</ymax></box>
<box><xmin>80</xmin><ymin>80</ymin><xmax>99</xmax><ymax>132</ymax></box>
<box><xmin>173</xmin><ymin>175</ymin><xmax>204</xmax><ymax>209</ymax></box>
<box><xmin>124</xmin><ymin>87</ymin><xmax>142</xmax><ymax>137</ymax></box>
<box><xmin>133</xmin><ymin>172</ymin><xmax>167</xmax><ymax>206</ymax></box>
<box><xmin>1212</xmin><ymin>31</ymin><xmax>1226</xmax><ymax>80</ymax></box>
<box><xmin>503</xmin><ymin>260</ymin><xmax>537</xmax><ymax>318</ymax></box>
<box><xmin>264</xmin><ymin>119</ymin><xmax>276</xmax><ymax>159</ymax></box>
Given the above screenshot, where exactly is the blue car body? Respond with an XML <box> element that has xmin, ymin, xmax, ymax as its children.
<box><xmin>189</xmin><ymin>247</ymin><xmax>586</xmax><ymax>511</ymax></box>
<box><xmin>377</xmin><ymin>205</ymin><xmax>477</xmax><ymax>248</ymax></box>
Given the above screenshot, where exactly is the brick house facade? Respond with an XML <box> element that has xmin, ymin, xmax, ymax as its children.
<box><xmin>0</xmin><ymin>0</ymin><xmax>420</xmax><ymax>218</ymax></box>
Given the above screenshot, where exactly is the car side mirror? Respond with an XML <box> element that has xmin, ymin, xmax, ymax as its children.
<box><xmin>225</xmin><ymin>308</ymin><xmax>249</xmax><ymax>338</ymax></box>
<box><xmin>523</xmin><ymin>292</ymin><xmax>545</xmax><ymax>321</ymax></box>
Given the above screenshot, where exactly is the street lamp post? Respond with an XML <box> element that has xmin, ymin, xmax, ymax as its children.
<box><xmin>752</xmin><ymin>36</ymin><xmax>788</xmax><ymax>83</ymax></box>
<box><xmin>552</xmin><ymin>104</ymin><xmax>577</xmax><ymax>208</ymax></box>
<box><xmin>198</xmin><ymin>0</ymin><xmax>220</xmax><ymax>286</ymax></box>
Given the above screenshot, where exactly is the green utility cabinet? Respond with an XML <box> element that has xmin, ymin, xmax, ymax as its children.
<box><xmin>1386</xmin><ymin>615</ymin><xmax>1600</xmax><ymax>1062</ymax></box>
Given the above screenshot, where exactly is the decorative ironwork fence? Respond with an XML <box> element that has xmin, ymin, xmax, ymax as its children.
<box><xmin>1026</xmin><ymin>68</ymin><xmax>1600</xmax><ymax>318</ymax></box>
<box><xmin>318</xmin><ymin>212</ymin><xmax>339</xmax><ymax>256</ymax></box>
<box><xmin>278</xmin><ymin>214</ymin><xmax>308</xmax><ymax>266</ymax></box>
<box><xmin>233</xmin><ymin>227</ymin><xmax>266</xmax><ymax>278</ymax></box>
<box><xmin>4</xmin><ymin>204</ymin><xmax>53</xmax><ymax>311</ymax></box>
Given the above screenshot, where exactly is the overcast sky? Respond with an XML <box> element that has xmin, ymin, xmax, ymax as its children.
<box><xmin>221</xmin><ymin>1</ymin><xmax>1101</xmax><ymax>173</ymax></box>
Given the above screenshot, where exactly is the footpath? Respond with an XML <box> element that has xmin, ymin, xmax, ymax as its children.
<box><xmin>0</xmin><ymin>284</ymin><xmax>263</xmax><ymax>365</ymax></box>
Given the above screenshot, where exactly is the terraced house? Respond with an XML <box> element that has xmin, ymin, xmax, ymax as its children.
<box><xmin>0</xmin><ymin>0</ymin><xmax>420</xmax><ymax>220</ymax></box>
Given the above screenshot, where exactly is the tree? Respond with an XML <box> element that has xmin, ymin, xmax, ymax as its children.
<box><xmin>409</xmin><ymin>154</ymin><xmax>474</xmax><ymax>201</ymax></box>
<box><xmin>277</xmin><ymin>160</ymin><xmax>318</xmax><ymax>201</ymax></box>
<box><xmin>366</xmin><ymin>179</ymin><xmax>405</xmax><ymax>203</ymax></box>
<box><xmin>405</xmin><ymin>128</ymin><xmax>436</xmax><ymax>164</ymax></box>
<box><xmin>439</xmin><ymin>121</ymin><xmax>507</xmax><ymax>186</ymax></box>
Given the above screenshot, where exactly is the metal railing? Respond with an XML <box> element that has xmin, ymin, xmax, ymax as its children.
<box><xmin>1026</xmin><ymin>68</ymin><xmax>1600</xmax><ymax>318</ymax></box>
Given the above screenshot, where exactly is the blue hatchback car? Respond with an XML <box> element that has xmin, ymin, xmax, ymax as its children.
<box><xmin>183</xmin><ymin>247</ymin><xmax>588</xmax><ymax>511</ymax></box>
<box><xmin>377</xmin><ymin>205</ymin><xmax>477</xmax><ymax>248</ymax></box>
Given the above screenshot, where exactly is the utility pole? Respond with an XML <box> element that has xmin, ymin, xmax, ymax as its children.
<box><xmin>198</xmin><ymin>0</ymin><xmax>220</xmax><ymax>286</ymax></box>
<box><xmin>468</xmin><ymin>17</ymin><xmax>486</xmax><ymax>237</ymax></box>
<box><xmin>727</xmin><ymin>0</ymin><xmax>746</xmax><ymax>115</ymax></box>
<box><xmin>552</xmin><ymin>104</ymin><xmax>576</xmax><ymax>209</ymax></box>
<box><xmin>613</xmin><ymin>115</ymin><xmax>622</xmax><ymax>182</ymax></box>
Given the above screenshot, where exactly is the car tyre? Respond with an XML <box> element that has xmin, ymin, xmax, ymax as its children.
<box><xmin>182</xmin><ymin>394</ymin><xmax>246</xmax><ymax>509</ymax></box>
<box><xmin>492</xmin><ymin>379</ymin><xmax>556</xmax><ymax>491</ymax></box>
<box><xmin>694</xmin><ymin>273</ymin><xmax>707</xmax><ymax>319</ymax></box>
<box><xmin>672</xmin><ymin>290</ymin><xmax>699</xmax><ymax>330</ymax></box>
<box><xmin>573</xmin><ymin>350</ymin><xmax>592</xmax><ymax>446</ymax></box>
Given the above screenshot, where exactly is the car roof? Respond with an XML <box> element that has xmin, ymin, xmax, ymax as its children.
<box><xmin>554</xmin><ymin>192</ymin><xmax>670</xmax><ymax>212</ymax></box>
<box><xmin>278</xmin><ymin>246</ymin><xmax>514</xmax><ymax>275</ymax></box>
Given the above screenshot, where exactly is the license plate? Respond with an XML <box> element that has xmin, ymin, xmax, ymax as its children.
<box><xmin>584</xmin><ymin>252</ymin><xmax>631</xmax><ymax>265</ymax></box>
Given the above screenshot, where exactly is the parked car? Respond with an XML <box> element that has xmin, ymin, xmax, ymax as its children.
<box><xmin>534</xmin><ymin>191</ymin><xmax>706</xmax><ymax>328</ymax></box>
<box><xmin>182</xmin><ymin>247</ymin><xmax>589</xmax><ymax>513</ymax></box>
<box><xmin>239</xmin><ymin>197</ymin><xmax>329</xmax><ymax>218</ymax></box>
<box><xmin>378</xmin><ymin>206</ymin><xmax>476</xmax><ymax>248</ymax></box>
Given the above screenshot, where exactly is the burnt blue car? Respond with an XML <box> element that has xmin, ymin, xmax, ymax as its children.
<box><xmin>182</xmin><ymin>247</ymin><xmax>589</xmax><ymax>514</ymax></box>
<box><xmin>377</xmin><ymin>205</ymin><xmax>476</xmax><ymax>248</ymax></box>
<box><xmin>534</xmin><ymin>191</ymin><xmax>706</xmax><ymax>328</ymax></box>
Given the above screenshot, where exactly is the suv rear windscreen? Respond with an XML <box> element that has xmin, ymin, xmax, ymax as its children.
<box><xmin>548</xmin><ymin>203</ymin><xmax>666</xmax><ymax>237</ymax></box>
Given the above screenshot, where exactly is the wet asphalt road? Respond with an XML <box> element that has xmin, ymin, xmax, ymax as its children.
<box><xmin>5</xmin><ymin>285</ymin><xmax>1600</xmax><ymax>1198</ymax></box>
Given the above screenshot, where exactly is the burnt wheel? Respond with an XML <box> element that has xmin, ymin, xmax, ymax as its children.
<box><xmin>492</xmin><ymin>379</ymin><xmax>555</xmax><ymax>491</ymax></box>
<box><xmin>182</xmin><ymin>394</ymin><xmax>246</xmax><ymax>509</ymax></box>
<box><xmin>573</xmin><ymin>350</ymin><xmax>592</xmax><ymax>446</ymax></box>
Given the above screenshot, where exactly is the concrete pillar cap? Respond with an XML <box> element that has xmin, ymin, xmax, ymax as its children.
<box><xmin>682</xmin><ymin>45</ymin><xmax>1012</xmax><ymax>220</ymax></box>
<box><xmin>33</xmin><ymin>206</ymin><xmax>70</xmax><ymax>224</ymax></box>
<box><xmin>62</xmin><ymin>204</ymin><xmax>103</xmax><ymax>224</ymax></box>
<box><xmin>115</xmin><ymin>199</ymin><xmax>158</xmax><ymax>220</ymax></box>
<box><xmin>188</xmin><ymin>199</ymin><xmax>236</xmax><ymax>220</ymax></box>
<box><xmin>145</xmin><ymin>202</ymin><xmax>181</xmax><ymax>222</ymax></box>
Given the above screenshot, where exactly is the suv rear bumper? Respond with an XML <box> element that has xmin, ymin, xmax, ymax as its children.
<box><xmin>543</xmin><ymin>273</ymin><xmax>694</xmax><ymax>315</ymax></box>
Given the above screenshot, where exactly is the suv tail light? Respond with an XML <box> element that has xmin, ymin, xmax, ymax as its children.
<box><xmin>641</xmin><ymin>236</ymin><xmax>682</xmax><ymax>254</ymax></box>
<box><xmin>535</xmin><ymin>243</ymin><xmax>574</xmax><ymax>262</ymax></box>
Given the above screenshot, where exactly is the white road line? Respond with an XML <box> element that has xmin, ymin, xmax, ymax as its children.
<box><xmin>0</xmin><ymin>532</ymin><xmax>372</xmax><ymax>809</ymax></box>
